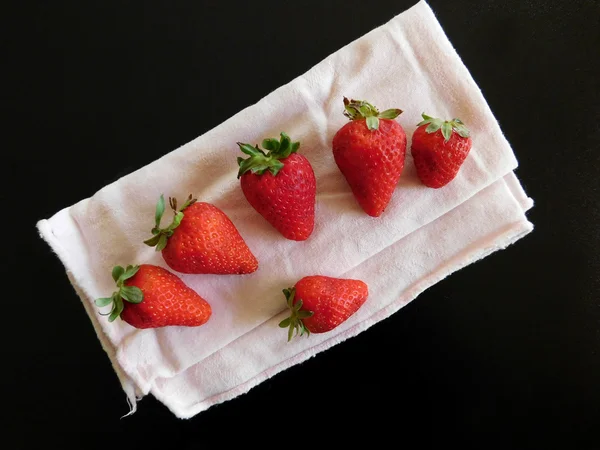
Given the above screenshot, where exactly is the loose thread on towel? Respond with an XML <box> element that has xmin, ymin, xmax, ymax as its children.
<box><xmin>120</xmin><ymin>392</ymin><xmax>139</xmax><ymax>419</ymax></box>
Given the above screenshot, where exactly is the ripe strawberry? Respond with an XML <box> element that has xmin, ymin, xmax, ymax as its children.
<box><xmin>332</xmin><ymin>97</ymin><xmax>406</xmax><ymax>217</ymax></box>
<box><xmin>411</xmin><ymin>113</ymin><xmax>472</xmax><ymax>188</ymax></box>
<box><xmin>237</xmin><ymin>132</ymin><xmax>316</xmax><ymax>241</ymax></box>
<box><xmin>95</xmin><ymin>264</ymin><xmax>212</xmax><ymax>329</ymax></box>
<box><xmin>279</xmin><ymin>275</ymin><xmax>369</xmax><ymax>340</ymax></box>
<box><xmin>144</xmin><ymin>194</ymin><xmax>258</xmax><ymax>274</ymax></box>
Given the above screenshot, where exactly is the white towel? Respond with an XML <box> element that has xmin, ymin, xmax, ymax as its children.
<box><xmin>37</xmin><ymin>0</ymin><xmax>533</xmax><ymax>419</ymax></box>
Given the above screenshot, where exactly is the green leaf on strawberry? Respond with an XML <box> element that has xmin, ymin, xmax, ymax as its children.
<box><xmin>121</xmin><ymin>264</ymin><xmax>140</xmax><ymax>282</ymax></box>
<box><xmin>95</xmin><ymin>265</ymin><xmax>146</xmax><ymax>323</ymax></box>
<box><xmin>108</xmin><ymin>296</ymin><xmax>124</xmax><ymax>323</ymax></box>
<box><xmin>144</xmin><ymin>194</ymin><xmax>197</xmax><ymax>251</ymax></box>
<box><xmin>154</xmin><ymin>194</ymin><xmax>165</xmax><ymax>229</ymax></box>
<box><xmin>442</xmin><ymin>122</ymin><xmax>452</xmax><ymax>141</ymax></box>
<box><xmin>366</xmin><ymin>116</ymin><xmax>379</xmax><ymax>131</ymax></box>
<box><xmin>278</xmin><ymin>133</ymin><xmax>291</xmax><ymax>156</ymax></box>
<box><xmin>237</xmin><ymin>132</ymin><xmax>300</xmax><ymax>178</ymax></box>
<box><xmin>417</xmin><ymin>113</ymin><xmax>471</xmax><ymax>142</ymax></box>
<box><xmin>278</xmin><ymin>287</ymin><xmax>314</xmax><ymax>342</ymax></box>
<box><xmin>261</xmin><ymin>138</ymin><xmax>280</xmax><ymax>152</ymax></box>
<box><xmin>143</xmin><ymin>233</ymin><xmax>162</xmax><ymax>247</ymax></box>
<box><xmin>120</xmin><ymin>286</ymin><xmax>143</xmax><ymax>304</ymax></box>
<box><xmin>155</xmin><ymin>234</ymin><xmax>168</xmax><ymax>252</ymax></box>
<box><xmin>111</xmin><ymin>265</ymin><xmax>125</xmax><ymax>283</ymax></box>
<box><xmin>342</xmin><ymin>97</ymin><xmax>403</xmax><ymax>131</ymax></box>
<box><xmin>378</xmin><ymin>108</ymin><xmax>403</xmax><ymax>119</ymax></box>
<box><xmin>94</xmin><ymin>297</ymin><xmax>113</xmax><ymax>307</ymax></box>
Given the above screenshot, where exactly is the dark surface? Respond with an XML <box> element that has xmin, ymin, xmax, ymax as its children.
<box><xmin>5</xmin><ymin>0</ymin><xmax>599</xmax><ymax>447</ymax></box>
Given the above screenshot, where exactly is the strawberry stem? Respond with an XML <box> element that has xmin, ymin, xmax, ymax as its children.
<box><xmin>417</xmin><ymin>113</ymin><xmax>470</xmax><ymax>142</ymax></box>
<box><xmin>237</xmin><ymin>132</ymin><xmax>300</xmax><ymax>178</ymax></box>
<box><xmin>144</xmin><ymin>194</ymin><xmax>196</xmax><ymax>251</ymax></box>
<box><xmin>94</xmin><ymin>265</ymin><xmax>144</xmax><ymax>323</ymax></box>
<box><xmin>278</xmin><ymin>287</ymin><xmax>314</xmax><ymax>342</ymax></box>
<box><xmin>342</xmin><ymin>97</ymin><xmax>403</xmax><ymax>131</ymax></box>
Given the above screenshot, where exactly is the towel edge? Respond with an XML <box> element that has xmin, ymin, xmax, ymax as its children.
<box><xmin>36</xmin><ymin>219</ymin><xmax>144</xmax><ymax>417</ymax></box>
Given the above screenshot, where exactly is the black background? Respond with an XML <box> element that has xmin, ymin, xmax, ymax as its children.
<box><xmin>5</xmin><ymin>0</ymin><xmax>599</xmax><ymax>447</ymax></box>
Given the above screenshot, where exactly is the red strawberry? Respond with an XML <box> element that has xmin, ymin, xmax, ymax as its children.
<box><xmin>95</xmin><ymin>264</ymin><xmax>211</xmax><ymax>329</ymax></box>
<box><xmin>144</xmin><ymin>195</ymin><xmax>258</xmax><ymax>274</ymax></box>
<box><xmin>237</xmin><ymin>132</ymin><xmax>316</xmax><ymax>241</ymax></box>
<box><xmin>279</xmin><ymin>275</ymin><xmax>369</xmax><ymax>340</ymax></box>
<box><xmin>332</xmin><ymin>97</ymin><xmax>407</xmax><ymax>217</ymax></box>
<box><xmin>411</xmin><ymin>113</ymin><xmax>472</xmax><ymax>188</ymax></box>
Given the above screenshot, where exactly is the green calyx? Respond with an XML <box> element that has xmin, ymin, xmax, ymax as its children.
<box><xmin>278</xmin><ymin>287</ymin><xmax>314</xmax><ymax>342</ymax></box>
<box><xmin>94</xmin><ymin>265</ymin><xmax>144</xmax><ymax>322</ymax></box>
<box><xmin>343</xmin><ymin>97</ymin><xmax>403</xmax><ymax>131</ymax></box>
<box><xmin>143</xmin><ymin>194</ymin><xmax>196</xmax><ymax>251</ymax></box>
<box><xmin>417</xmin><ymin>113</ymin><xmax>471</xmax><ymax>142</ymax></box>
<box><xmin>237</xmin><ymin>132</ymin><xmax>300</xmax><ymax>178</ymax></box>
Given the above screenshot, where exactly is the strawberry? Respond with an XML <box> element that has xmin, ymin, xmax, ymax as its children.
<box><xmin>95</xmin><ymin>264</ymin><xmax>211</xmax><ymax>329</ymax></box>
<box><xmin>410</xmin><ymin>113</ymin><xmax>472</xmax><ymax>188</ymax></box>
<box><xmin>332</xmin><ymin>97</ymin><xmax>406</xmax><ymax>217</ymax></box>
<box><xmin>144</xmin><ymin>194</ymin><xmax>258</xmax><ymax>274</ymax></box>
<box><xmin>237</xmin><ymin>132</ymin><xmax>316</xmax><ymax>241</ymax></box>
<box><xmin>279</xmin><ymin>275</ymin><xmax>369</xmax><ymax>340</ymax></box>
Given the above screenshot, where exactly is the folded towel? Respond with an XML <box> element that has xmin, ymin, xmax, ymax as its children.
<box><xmin>37</xmin><ymin>0</ymin><xmax>533</xmax><ymax>419</ymax></box>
